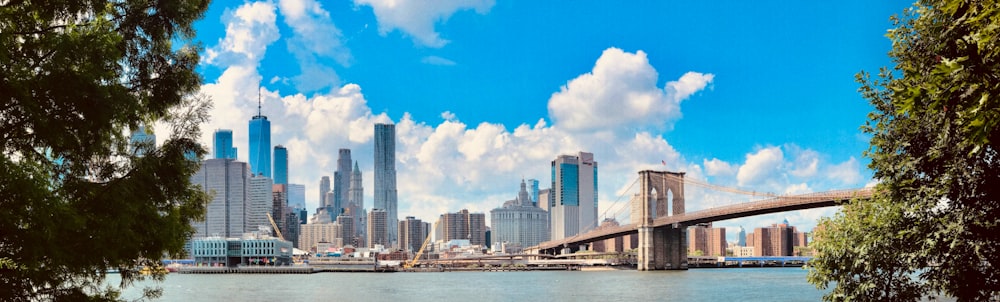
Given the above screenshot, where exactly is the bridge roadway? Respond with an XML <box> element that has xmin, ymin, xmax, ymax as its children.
<box><xmin>532</xmin><ymin>188</ymin><xmax>873</xmax><ymax>252</ymax></box>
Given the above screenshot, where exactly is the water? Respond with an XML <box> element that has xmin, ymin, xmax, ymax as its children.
<box><xmin>109</xmin><ymin>268</ymin><xmax>826</xmax><ymax>301</ymax></box>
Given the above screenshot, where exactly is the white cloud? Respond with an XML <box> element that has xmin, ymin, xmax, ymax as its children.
<box><xmin>548</xmin><ymin>48</ymin><xmax>714</xmax><ymax>133</ymax></box>
<box><xmin>422</xmin><ymin>55</ymin><xmax>457</xmax><ymax>66</ymax></box>
<box><xmin>736</xmin><ymin>146</ymin><xmax>784</xmax><ymax>187</ymax></box>
<box><xmin>275</xmin><ymin>0</ymin><xmax>351</xmax><ymax>93</ymax></box>
<box><xmin>203</xmin><ymin>2</ymin><xmax>280</xmax><ymax>66</ymax></box>
<box><xmin>827</xmin><ymin>157</ymin><xmax>863</xmax><ymax>186</ymax></box>
<box><xmin>704</xmin><ymin>158</ymin><xmax>736</xmax><ymax>177</ymax></box>
<box><xmin>353</xmin><ymin>0</ymin><xmax>495</xmax><ymax>47</ymax></box>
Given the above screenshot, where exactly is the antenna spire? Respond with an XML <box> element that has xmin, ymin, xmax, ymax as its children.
<box><xmin>257</xmin><ymin>86</ymin><xmax>262</xmax><ymax>116</ymax></box>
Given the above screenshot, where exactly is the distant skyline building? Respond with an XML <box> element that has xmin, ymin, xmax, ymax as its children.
<box><xmin>688</xmin><ymin>225</ymin><xmax>726</xmax><ymax>257</ymax></box>
<box><xmin>319</xmin><ymin>176</ymin><xmax>330</xmax><ymax>208</ymax></box>
<box><xmin>374</xmin><ymin>123</ymin><xmax>398</xmax><ymax>246</ymax></box>
<box><xmin>129</xmin><ymin>125</ymin><xmax>156</xmax><ymax>156</ymax></box>
<box><xmin>213</xmin><ymin>129</ymin><xmax>236</xmax><ymax>159</ymax></box>
<box><xmin>334</xmin><ymin>149</ymin><xmax>352</xmax><ymax>213</ymax></box>
<box><xmin>273</xmin><ymin>145</ymin><xmax>288</xmax><ymax>185</ymax></box>
<box><xmin>550</xmin><ymin>152</ymin><xmax>598</xmax><ymax>240</ymax></box>
<box><xmin>399</xmin><ymin>216</ymin><xmax>427</xmax><ymax>252</ymax></box>
<box><xmin>348</xmin><ymin>161</ymin><xmax>363</xmax><ymax>209</ymax></box>
<box><xmin>526</xmin><ymin>179</ymin><xmax>539</xmax><ymax>207</ymax></box>
<box><xmin>247</xmin><ymin>174</ymin><xmax>274</xmax><ymax>233</ymax></box>
<box><xmin>439</xmin><ymin>209</ymin><xmax>487</xmax><ymax>247</ymax></box>
<box><xmin>490</xmin><ymin>179</ymin><xmax>549</xmax><ymax>252</ymax></box>
<box><xmin>367</xmin><ymin>209</ymin><xmax>388</xmax><ymax>248</ymax></box>
<box><xmin>189</xmin><ymin>158</ymin><xmax>250</xmax><ymax>238</ymax></box>
<box><xmin>287</xmin><ymin>184</ymin><xmax>305</xmax><ymax>210</ymax></box>
<box><xmin>738</xmin><ymin>226</ymin><xmax>747</xmax><ymax>247</ymax></box>
<box><xmin>248</xmin><ymin>94</ymin><xmax>271</xmax><ymax>177</ymax></box>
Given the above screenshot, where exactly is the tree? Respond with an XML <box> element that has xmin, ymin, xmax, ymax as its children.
<box><xmin>808</xmin><ymin>0</ymin><xmax>1000</xmax><ymax>301</ymax></box>
<box><xmin>0</xmin><ymin>1</ymin><xmax>210</xmax><ymax>300</ymax></box>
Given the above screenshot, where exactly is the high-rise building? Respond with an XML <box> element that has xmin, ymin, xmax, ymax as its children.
<box><xmin>334</xmin><ymin>149</ymin><xmax>351</xmax><ymax>212</ymax></box>
<box><xmin>550</xmin><ymin>152</ymin><xmax>598</xmax><ymax>240</ymax></box>
<box><xmin>287</xmin><ymin>183</ymin><xmax>305</xmax><ymax>210</ymax></box>
<box><xmin>298</xmin><ymin>223</ymin><xmax>340</xmax><ymax>252</ymax></box>
<box><xmin>688</xmin><ymin>225</ymin><xmax>726</xmax><ymax>257</ymax></box>
<box><xmin>752</xmin><ymin>220</ymin><xmax>794</xmax><ymax>256</ymax></box>
<box><xmin>273</xmin><ymin>145</ymin><xmax>288</xmax><ymax>185</ymax></box>
<box><xmin>189</xmin><ymin>158</ymin><xmax>250</xmax><ymax>238</ymax></box>
<box><xmin>129</xmin><ymin>125</ymin><xmax>156</xmax><ymax>156</ymax></box>
<box><xmin>538</xmin><ymin>189</ymin><xmax>552</xmax><ymax>212</ymax></box>
<box><xmin>439</xmin><ymin>209</ymin><xmax>487</xmax><ymax>246</ymax></box>
<box><xmin>247</xmin><ymin>174</ymin><xmax>274</xmax><ymax>233</ymax></box>
<box><xmin>337</xmin><ymin>215</ymin><xmax>355</xmax><ymax>247</ymax></box>
<box><xmin>738</xmin><ymin>226</ymin><xmax>747</xmax><ymax>246</ymax></box>
<box><xmin>490</xmin><ymin>179</ymin><xmax>549</xmax><ymax>252</ymax></box>
<box><xmin>399</xmin><ymin>216</ymin><xmax>427</xmax><ymax>252</ymax></box>
<box><xmin>349</xmin><ymin>161</ymin><xmax>363</xmax><ymax>208</ymax></box>
<box><xmin>213</xmin><ymin>129</ymin><xmax>237</xmax><ymax>159</ymax></box>
<box><xmin>526</xmin><ymin>179</ymin><xmax>539</xmax><ymax>207</ymax></box>
<box><xmin>319</xmin><ymin>176</ymin><xmax>331</xmax><ymax>208</ymax></box>
<box><xmin>374</xmin><ymin>123</ymin><xmax>398</xmax><ymax>246</ymax></box>
<box><xmin>248</xmin><ymin>98</ymin><xmax>271</xmax><ymax>177</ymax></box>
<box><xmin>367</xmin><ymin>209</ymin><xmax>388</xmax><ymax>248</ymax></box>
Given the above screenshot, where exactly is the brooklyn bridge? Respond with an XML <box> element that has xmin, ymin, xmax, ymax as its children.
<box><xmin>526</xmin><ymin>170</ymin><xmax>873</xmax><ymax>271</ymax></box>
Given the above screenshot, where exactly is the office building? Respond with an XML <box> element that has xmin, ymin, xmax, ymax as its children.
<box><xmin>287</xmin><ymin>183</ymin><xmax>305</xmax><ymax>210</ymax></box>
<box><xmin>247</xmin><ymin>174</ymin><xmax>274</xmax><ymax>233</ymax></box>
<box><xmin>526</xmin><ymin>179</ymin><xmax>539</xmax><ymax>207</ymax></box>
<box><xmin>129</xmin><ymin>125</ymin><xmax>155</xmax><ymax>156</ymax></box>
<box><xmin>248</xmin><ymin>100</ymin><xmax>271</xmax><ymax>177</ymax></box>
<box><xmin>298</xmin><ymin>223</ymin><xmax>341</xmax><ymax>252</ymax></box>
<box><xmin>334</xmin><ymin>149</ymin><xmax>351</xmax><ymax>212</ymax></box>
<box><xmin>367</xmin><ymin>209</ymin><xmax>388</xmax><ymax>248</ymax></box>
<box><xmin>374</xmin><ymin>123</ymin><xmax>398</xmax><ymax>246</ymax></box>
<box><xmin>439</xmin><ymin>209</ymin><xmax>487</xmax><ymax>247</ymax></box>
<box><xmin>273</xmin><ymin>145</ymin><xmax>288</xmax><ymax>185</ymax></box>
<box><xmin>550</xmin><ymin>152</ymin><xmax>598</xmax><ymax>240</ymax></box>
<box><xmin>349</xmin><ymin>161</ymin><xmax>363</xmax><ymax>208</ymax></box>
<box><xmin>399</xmin><ymin>216</ymin><xmax>427</xmax><ymax>253</ymax></box>
<box><xmin>213</xmin><ymin>129</ymin><xmax>236</xmax><ymax>159</ymax></box>
<box><xmin>490</xmin><ymin>179</ymin><xmax>549</xmax><ymax>252</ymax></box>
<box><xmin>189</xmin><ymin>158</ymin><xmax>250</xmax><ymax>238</ymax></box>
<box><xmin>688</xmin><ymin>225</ymin><xmax>727</xmax><ymax>257</ymax></box>
<box><xmin>319</xmin><ymin>176</ymin><xmax>330</xmax><ymax>208</ymax></box>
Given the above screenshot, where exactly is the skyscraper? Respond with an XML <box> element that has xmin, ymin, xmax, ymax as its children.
<box><xmin>319</xmin><ymin>176</ymin><xmax>330</xmax><ymax>208</ymax></box>
<box><xmin>189</xmin><ymin>158</ymin><xmax>250</xmax><ymax>238</ymax></box>
<box><xmin>491</xmin><ymin>179</ymin><xmax>549</xmax><ymax>252</ymax></box>
<box><xmin>526</xmin><ymin>179</ymin><xmax>539</xmax><ymax>207</ymax></box>
<box><xmin>348</xmin><ymin>161</ymin><xmax>363</xmax><ymax>208</ymax></box>
<box><xmin>374</xmin><ymin>123</ymin><xmax>398</xmax><ymax>246</ymax></box>
<box><xmin>738</xmin><ymin>226</ymin><xmax>747</xmax><ymax>246</ymax></box>
<box><xmin>129</xmin><ymin>125</ymin><xmax>155</xmax><ymax>156</ymax></box>
<box><xmin>287</xmin><ymin>183</ymin><xmax>305</xmax><ymax>210</ymax></box>
<box><xmin>334</xmin><ymin>149</ymin><xmax>351</xmax><ymax>212</ymax></box>
<box><xmin>439</xmin><ymin>209</ymin><xmax>487</xmax><ymax>246</ymax></box>
<box><xmin>213</xmin><ymin>129</ymin><xmax>237</xmax><ymax>159</ymax></box>
<box><xmin>248</xmin><ymin>96</ymin><xmax>271</xmax><ymax>177</ymax></box>
<box><xmin>273</xmin><ymin>145</ymin><xmax>288</xmax><ymax>185</ymax></box>
<box><xmin>399</xmin><ymin>216</ymin><xmax>426</xmax><ymax>252</ymax></box>
<box><xmin>247</xmin><ymin>174</ymin><xmax>274</xmax><ymax>233</ymax></box>
<box><xmin>367</xmin><ymin>209</ymin><xmax>388</xmax><ymax>248</ymax></box>
<box><xmin>550</xmin><ymin>152</ymin><xmax>598</xmax><ymax>240</ymax></box>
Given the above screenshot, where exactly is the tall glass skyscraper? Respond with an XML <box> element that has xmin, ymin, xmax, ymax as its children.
<box><xmin>249</xmin><ymin>107</ymin><xmax>271</xmax><ymax>177</ymax></box>
<box><xmin>273</xmin><ymin>145</ymin><xmax>288</xmax><ymax>184</ymax></box>
<box><xmin>374</xmin><ymin>123</ymin><xmax>398</xmax><ymax>247</ymax></box>
<box><xmin>213</xmin><ymin>129</ymin><xmax>237</xmax><ymax>159</ymax></box>
<box><xmin>550</xmin><ymin>152</ymin><xmax>598</xmax><ymax>240</ymax></box>
<box><xmin>333</xmin><ymin>149</ymin><xmax>351</xmax><ymax>213</ymax></box>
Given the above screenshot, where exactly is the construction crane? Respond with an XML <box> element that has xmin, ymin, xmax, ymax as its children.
<box><xmin>266</xmin><ymin>212</ymin><xmax>284</xmax><ymax>241</ymax></box>
<box><xmin>403</xmin><ymin>222</ymin><xmax>437</xmax><ymax>269</ymax></box>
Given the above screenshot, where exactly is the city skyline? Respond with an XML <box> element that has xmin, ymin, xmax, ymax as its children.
<box><xmin>148</xmin><ymin>0</ymin><xmax>913</xmax><ymax>236</ymax></box>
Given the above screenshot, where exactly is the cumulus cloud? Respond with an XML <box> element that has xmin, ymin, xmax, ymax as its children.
<box><xmin>278</xmin><ymin>0</ymin><xmax>350</xmax><ymax>92</ymax></box>
<box><xmin>203</xmin><ymin>2</ymin><xmax>280</xmax><ymax>66</ymax></box>
<box><xmin>704</xmin><ymin>158</ymin><xmax>736</xmax><ymax>177</ymax></box>
<box><xmin>353</xmin><ymin>0</ymin><xmax>495</xmax><ymax>47</ymax></box>
<box><xmin>736</xmin><ymin>146</ymin><xmax>784</xmax><ymax>187</ymax></box>
<box><xmin>548</xmin><ymin>48</ymin><xmax>714</xmax><ymax>133</ymax></box>
<box><xmin>422</xmin><ymin>55</ymin><xmax>457</xmax><ymax>66</ymax></box>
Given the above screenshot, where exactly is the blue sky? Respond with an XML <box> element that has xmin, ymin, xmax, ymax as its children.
<box><xmin>177</xmin><ymin>0</ymin><xmax>913</xmax><ymax>237</ymax></box>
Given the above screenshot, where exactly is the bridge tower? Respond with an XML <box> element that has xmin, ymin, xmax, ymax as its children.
<box><xmin>636</xmin><ymin>170</ymin><xmax>688</xmax><ymax>270</ymax></box>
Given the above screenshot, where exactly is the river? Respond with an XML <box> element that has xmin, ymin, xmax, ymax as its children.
<box><xmin>108</xmin><ymin>268</ymin><xmax>826</xmax><ymax>301</ymax></box>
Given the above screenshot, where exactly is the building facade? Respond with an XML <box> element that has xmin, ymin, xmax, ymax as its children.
<box><xmin>334</xmin><ymin>149</ymin><xmax>351</xmax><ymax>213</ymax></box>
<box><xmin>374</xmin><ymin>123</ymin><xmax>398</xmax><ymax>247</ymax></box>
<box><xmin>287</xmin><ymin>183</ymin><xmax>305</xmax><ymax>211</ymax></box>
<box><xmin>439</xmin><ymin>209</ymin><xmax>487</xmax><ymax>247</ymax></box>
<box><xmin>399</xmin><ymin>216</ymin><xmax>427</xmax><ymax>252</ymax></box>
<box><xmin>319</xmin><ymin>176</ymin><xmax>330</xmax><ymax>208</ymax></box>
<box><xmin>273</xmin><ymin>145</ymin><xmax>288</xmax><ymax>185</ymax></box>
<box><xmin>688</xmin><ymin>225</ymin><xmax>727</xmax><ymax>257</ymax></box>
<box><xmin>190</xmin><ymin>158</ymin><xmax>250</xmax><ymax>238</ymax></box>
<box><xmin>490</xmin><ymin>180</ymin><xmax>549</xmax><ymax>252</ymax></box>
<box><xmin>248</xmin><ymin>108</ymin><xmax>271</xmax><ymax>177</ymax></box>
<box><xmin>367</xmin><ymin>209</ymin><xmax>388</xmax><ymax>248</ymax></box>
<box><xmin>550</xmin><ymin>152</ymin><xmax>598</xmax><ymax>240</ymax></box>
<box><xmin>246</xmin><ymin>175</ymin><xmax>274</xmax><ymax>233</ymax></box>
<box><xmin>298</xmin><ymin>223</ymin><xmax>341</xmax><ymax>252</ymax></box>
<box><xmin>213</xmin><ymin>129</ymin><xmax>236</xmax><ymax>159</ymax></box>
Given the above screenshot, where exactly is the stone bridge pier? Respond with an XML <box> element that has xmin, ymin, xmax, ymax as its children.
<box><xmin>636</xmin><ymin>170</ymin><xmax>688</xmax><ymax>271</ymax></box>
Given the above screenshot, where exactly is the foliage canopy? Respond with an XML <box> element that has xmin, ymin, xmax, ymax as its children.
<box><xmin>808</xmin><ymin>0</ymin><xmax>1000</xmax><ymax>300</ymax></box>
<box><xmin>1</xmin><ymin>0</ymin><xmax>210</xmax><ymax>300</ymax></box>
